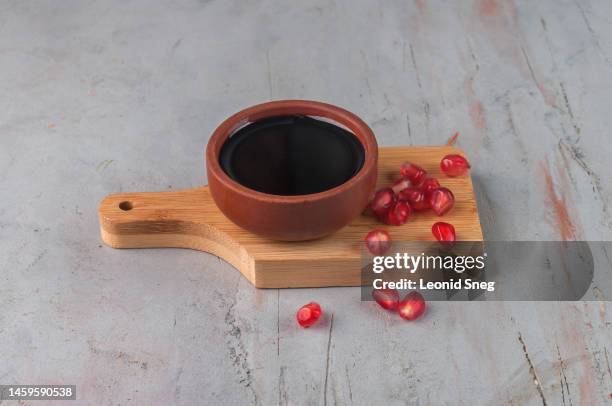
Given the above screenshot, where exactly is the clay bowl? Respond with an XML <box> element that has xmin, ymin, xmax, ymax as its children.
<box><xmin>206</xmin><ymin>100</ymin><xmax>378</xmax><ymax>241</ymax></box>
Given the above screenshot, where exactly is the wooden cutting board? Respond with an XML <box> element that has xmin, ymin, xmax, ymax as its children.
<box><xmin>99</xmin><ymin>146</ymin><xmax>483</xmax><ymax>288</ymax></box>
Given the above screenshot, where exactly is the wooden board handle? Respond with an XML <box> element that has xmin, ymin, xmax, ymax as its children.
<box><xmin>99</xmin><ymin>190</ymin><xmax>209</xmax><ymax>239</ymax></box>
<box><xmin>98</xmin><ymin>188</ymin><xmax>256</xmax><ymax>280</ymax></box>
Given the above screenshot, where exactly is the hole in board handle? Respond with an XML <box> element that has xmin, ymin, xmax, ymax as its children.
<box><xmin>119</xmin><ymin>201</ymin><xmax>133</xmax><ymax>211</ymax></box>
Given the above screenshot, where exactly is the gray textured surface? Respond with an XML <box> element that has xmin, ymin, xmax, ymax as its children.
<box><xmin>1</xmin><ymin>0</ymin><xmax>611</xmax><ymax>404</ymax></box>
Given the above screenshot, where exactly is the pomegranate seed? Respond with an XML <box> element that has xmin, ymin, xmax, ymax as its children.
<box><xmin>420</xmin><ymin>177</ymin><xmax>440</xmax><ymax>196</ymax></box>
<box><xmin>431</xmin><ymin>222</ymin><xmax>456</xmax><ymax>243</ymax></box>
<box><xmin>398</xmin><ymin>291</ymin><xmax>426</xmax><ymax>321</ymax></box>
<box><xmin>370</xmin><ymin>187</ymin><xmax>396</xmax><ymax>218</ymax></box>
<box><xmin>372</xmin><ymin>288</ymin><xmax>399</xmax><ymax>310</ymax></box>
<box><xmin>386</xmin><ymin>201</ymin><xmax>412</xmax><ymax>225</ymax></box>
<box><xmin>429</xmin><ymin>187</ymin><xmax>455</xmax><ymax>216</ymax></box>
<box><xmin>391</xmin><ymin>177</ymin><xmax>411</xmax><ymax>194</ymax></box>
<box><xmin>400</xmin><ymin>162</ymin><xmax>427</xmax><ymax>185</ymax></box>
<box><xmin>440</xmin><ymin>154</ymin><xmax>471</xmax><ymax>177</ymax></box>
<box><xmin>364</xmin><ymin>229</ymin><xmax>392</xmax><ymax>255</ymax></box>
<box><xmin>296</xmin><ymin>302</ymin><xmax>322</xmax><ymax>328</ymax></box>
<box><xmin>398</xmin><ymin>187</ymin><xmax>429</xmax><ymax>211</ymax></box>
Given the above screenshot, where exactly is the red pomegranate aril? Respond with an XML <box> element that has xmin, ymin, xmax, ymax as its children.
<box><xmin>372</xmin><ymin>288</ymin><xmax>400</xmax><ymax>310</ymax></box>
<box><xmin>398</xmin><ymin>291</ymin><xmax>426</xmax><ymax>321</ymax></box>
<box><xmin>296</xmin><ymin>302</ymin><xmax>322</xmax><ymax>328</ymax></box>
<box><xmin>364</xmin><ymin>229</ymin><xmax>392</xmax><ymax>255</ymax></box>
<box><xmin>391</xmin><ymin>177</ymin><xmax>411</xmax><ymax>194</ymax></box>
<box><xmin>400</xmin><ymin>162</ymin><xmax>427</xmax><ymax>185</ymax></box>
<box><xmin>440</xmin><ymin>154</ymin><xmax>471</xmax><ymax>177</ymax></box>
<box><xmin>429</xmin><ymin>187</ymin><xmax>455</xmax><ymax>216</ymax></box>
<box><xmin>398</xmin><ymin>187</ymin><xmax>429</xmax><ymax>211</ymax></box>
<box><xmin>432</xmin><ymin>222</ymin><xmax>456</xmax><ymax>243</ymax></box>
<box><xmin>420</xmin><ymin>177</ymin><xmax>440</xmax><ymax>195</ymax></box>
<box><xmin>370</xmin><ymin>187</ymin><xmax>397</xmax><ymax>218</ymax></box>
<box><xmin>386</xmin><ymin>201</ymin><xmax>412</xmax><ymax>225</ymax></box>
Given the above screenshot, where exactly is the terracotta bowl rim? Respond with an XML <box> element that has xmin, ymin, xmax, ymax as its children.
<box><xmin>206</xmin><ymin>99</ymin><xmax>378</xmax><ymax>204</ymax></box>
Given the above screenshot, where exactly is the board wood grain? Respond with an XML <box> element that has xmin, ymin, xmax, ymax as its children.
<box><xmin>99</xmin><ymin>146</ymin><xmax>483</xmax><ymax>288</ymax></box>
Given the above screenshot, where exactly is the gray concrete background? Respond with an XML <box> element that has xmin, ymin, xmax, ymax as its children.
<box><xmin>1</xmin><ymin>0</ymin><xmax>611</xmax><ymax>404</ymax></box>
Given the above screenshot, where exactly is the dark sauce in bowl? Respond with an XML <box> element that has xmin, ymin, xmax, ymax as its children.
<box><xmin>219</xmin><ymin>115</ymin><xmax>365</xmax><ymax>196</ymax></box>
